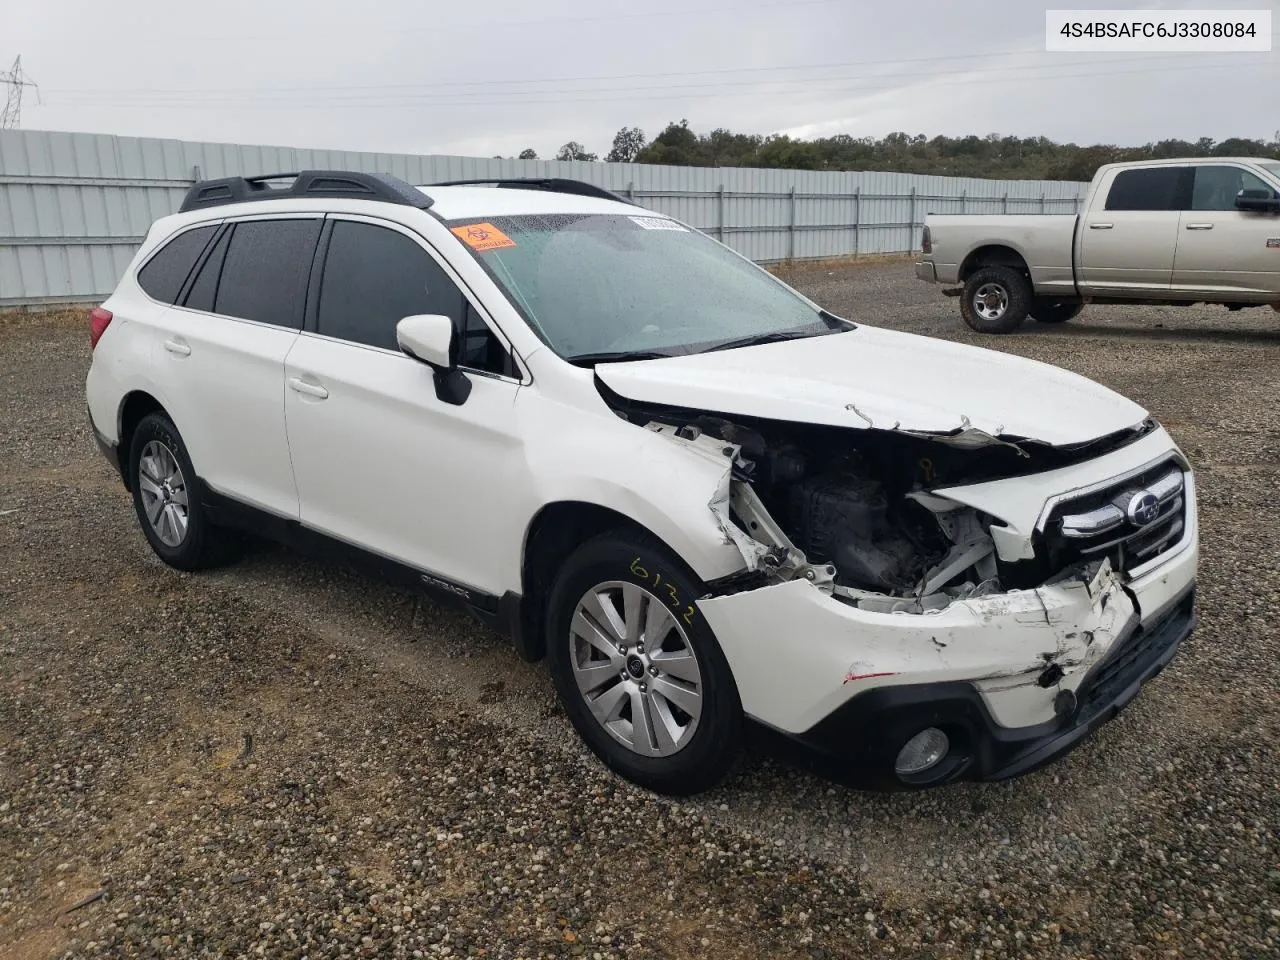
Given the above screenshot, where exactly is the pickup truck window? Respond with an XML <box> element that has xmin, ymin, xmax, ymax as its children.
<box><xmin>1104</xmin><ymin>168</ymin><xmax>1189</xmax><ymax>212</ymax></box>
<box><xmin>1190</xmin><ymin>166</ymin><xmax>1275</xmax><ymax>210</ymax></box>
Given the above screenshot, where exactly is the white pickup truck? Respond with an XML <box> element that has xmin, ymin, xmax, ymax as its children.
<box><xmin>916</xmin><ymin>157</ymin><xmax>1280</xmax><ymax>333</ymax></box>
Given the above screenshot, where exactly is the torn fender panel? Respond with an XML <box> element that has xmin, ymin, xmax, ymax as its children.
<box><xmin>695</xmin><ymin>562</ymin><xmax>1137</xmax><ymax>735</ymax></box>
<box><xmin>593</xmin><ymin>323</ymin><xmax>1146</xmax><ymax>446</ymax></box>
<box><xmin>519</xmin><ymin>408</ymin><xmax>749</xmax><ymax>584</ymax></box>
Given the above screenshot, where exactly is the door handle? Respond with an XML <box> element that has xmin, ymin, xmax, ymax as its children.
<box><xmin>288</xmin><ymin>377</ymin><xmax>329</xmax><ymax>400</ymax></box>
<box><xmin>1088</xmin><ymin>223</ymin><xmax>1114</xmax><ymax>230</ymax></box>
<box><xmin>163</xmin><ymin>338</ymin><xmax>191</xmax><ymax>356</ymax></box>
<box><xmin>1185</xmin><ymin>223</ymin><xmax>1214</xmax><ymax>230</ymax></box>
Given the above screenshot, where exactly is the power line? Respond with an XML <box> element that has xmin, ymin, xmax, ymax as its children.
<box><xmin>145</xmin><ymin>0</ymin><xmax>853</xmax><ymax>44</ymax></box>
<box><xmin>46</xmin><ymin>59</ymin><xmax>1269</xmax><ymax>110</ymax></box>
<box><xmin>46</xmin><ymin>48</ymin><xmax>1258</xmax><ymax>98</ymax></box>
<box><xmin>1</xmin><ymin>56</ymin><xmax>40</xmax><ymax>129</ymax></box>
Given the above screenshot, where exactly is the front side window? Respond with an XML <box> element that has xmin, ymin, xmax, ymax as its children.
<box><xmin>445</xmin><ymin>213</ymin><xmax>844</xmax><ymax>362</ymax></box>
<box><xmin>316</xmin><ymin>220</ymin><xmax>513</xmax><ymax>375</ymax></box>
<box><xmin>214</xmin><ymin>219</ymin><xmax>321</xmax><ymax>329</ymax></box>
<box><xmin>1104</xmin><ymin>168</ymin><xmax>1188</xmax><ymax>212</ymax></box>
<box><xmin>136</xmin><ymin>225</ymin><xmax>218</xmax><ymax>304</ymax></box>
<box><xmin>1190</xmin><ymin>165</ymin><xmax>1275</xmax><ymax>210</ymax></box>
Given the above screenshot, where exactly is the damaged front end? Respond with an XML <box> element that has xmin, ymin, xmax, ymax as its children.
<box><xmin>597</xmin><ymin>388</ymin><xmax>1196</xmax><ymax>787</ymax></box>
<box><xmin>637</xmin><ymin>410</ymin><xmax>1096</xmax><ymax>617</ymax></box>
<box><xmin>589</xmin><ymin>357</ymin><xmax>1195</xmax><ymax>788</ymax></box>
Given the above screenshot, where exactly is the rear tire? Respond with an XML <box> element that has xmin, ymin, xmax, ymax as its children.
<box><xmin>127</xmin><ymin>412</ymin><xmax>240</xmax><ymax>571</ymax></box>
<box><xmin>1030</xmin><ymin>298</ymin><xmax>1083</xmax><ymax>324</ymax></box>
<box><xmin>545</xmin><ymin>531</ymin><xmax>742</xmax><ymax>795</ymax></box>
<box><xmin>960</xmin><ymin>265</ymin><xmax>1031</xmax><ymax>334</ymax></box>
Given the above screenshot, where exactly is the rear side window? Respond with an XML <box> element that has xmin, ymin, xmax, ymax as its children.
<box><xmin>183</xmin><ymin>227</ymin><xmax>231</xmax><ymax>313</ymax></box>
<box><xmin>213</xmin><ymin>219</ymin><xmax>322</xmax><ymax>329</ymax></box>
<box><xmin>136</xmin><ymin>225</ymin><xmax>218</xmax><ymax>304</ymax></box>
<box><xmin>1104</xmin><ymin>168</ymin><xmax>1189</xmax><ymax>211</ymax></box>
<box><xmin>316</xmin><ymin>220</ymin><xmax>514</xmax><ymax>375</ymax></box>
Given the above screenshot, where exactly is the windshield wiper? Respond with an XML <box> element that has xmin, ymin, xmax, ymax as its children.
<box><xmin>566</xmin><ymin>349</ymin><xmax>678</xmax><ymax>367</ymax></box>
<box><xmin>698</xmin><ymin>328</ymin><xmax>832</xmax><ymax>354</ymax></box>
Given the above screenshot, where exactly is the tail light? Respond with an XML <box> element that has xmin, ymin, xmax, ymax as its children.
<box><xmin>921</xmin><ymin>225</ymin><xmax>932</xmax><ymax>255</ymax></box>
<box><xmin>89</xmin><ymin>306</ymin><xmax>113</xmax><ymax>350</ymax></box>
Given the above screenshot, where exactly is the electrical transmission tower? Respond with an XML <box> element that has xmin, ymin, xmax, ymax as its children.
<box><xmin>1</xmin><ymin>57</ymin><xmax>40</xmax><ymax>129</ymax></box>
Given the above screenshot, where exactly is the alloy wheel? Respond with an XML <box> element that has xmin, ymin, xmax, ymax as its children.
<box><xmin>973</xmin><ymin>282</ymin><xmax>1009</xmax><ymax>321</ymax></box>
<box><xmin>569</xmin><ymin>580</ymin><xmax>704</xmax><ymax>757</ymax></box>
<box><xmin>137</xmin><ymin>440</ymin><xmax>189</xmax><ymax>547</ymax></box>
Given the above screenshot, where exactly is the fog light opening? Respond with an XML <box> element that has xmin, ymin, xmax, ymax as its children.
<box><xmin>895</xmin><ymin>727</ymin><xmax>950</xmax><ymax>778</ymax></box>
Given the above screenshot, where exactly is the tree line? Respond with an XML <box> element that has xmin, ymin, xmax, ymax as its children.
<box><xmin>507</xmin><ymin>121</ymin><xmax>1280</xmax><ymax>181</ymax></box>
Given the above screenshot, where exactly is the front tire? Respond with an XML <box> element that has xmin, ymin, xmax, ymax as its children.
<box><xmin>1030</xmin><ymin>298</ymin><xmax>1083</xmax><ymax>324</ymax></box>
<box><xmin>127</xmin><ymin>412</ymin><xmax>239</xmax><ymax>571</ymax></box>
<box><xmin>960</xmin><ymin>265</ymin><xmax>1031</xmax><ymax>334</ymax></box>
<box><xmin>545</xmin><ymin>531</ymin><xmax>742</xmax><ymax>795</ymax></box>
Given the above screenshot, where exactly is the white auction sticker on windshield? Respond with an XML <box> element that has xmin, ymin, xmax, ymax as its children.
<box><xmin>629</xmin><ymin>216</ymin><xmax>687</xmax><ymax>231</ymax></box>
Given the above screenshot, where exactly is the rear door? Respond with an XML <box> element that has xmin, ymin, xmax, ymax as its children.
<box><xmin>1077</xmin><ymin>166</ymin><xmax>1189</xmax><ymax>294</ymax></box>
<box><xmin>282</xmin><ymin>215</ymin><xmax>528</xmax><ymax>596</ymax></box>
<box><xmin>157</xmin><ymin>216</ymin><xmax>321</xmax><ymax>517</ymax></box>
<box><xmin>1172</xmin><ymin>164</ymin><xmax>1280</xmax><ymax>298</ymax></box>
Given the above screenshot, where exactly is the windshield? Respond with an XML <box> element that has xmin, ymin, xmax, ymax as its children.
<box><xmin>445</xmin><ymin>213</ymin><xmax>847</xmax><ymax>362</ymax></box>
<box><xmin>1257</xmin><ymin>161</ymin><xmax>1280</xmax><ymax>179</ymax></box>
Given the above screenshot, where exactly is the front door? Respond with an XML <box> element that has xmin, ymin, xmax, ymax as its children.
<box><xmin>282</xmin><ymin>215</ymin><xmax>530</xmax><ymax>597</ymax></box>
<box><xmin>1173</xmin><ymin>164</ymin><xmax>1280</xmax><ymax>298</ymax></box>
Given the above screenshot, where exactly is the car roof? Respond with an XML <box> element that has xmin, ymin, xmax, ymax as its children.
<box><xmin>146</xmin><ymin>184</ymin><xmax>656</xmax><ymax>243</ymax></box>
<box><xmin>413</xmin><ymin>185</ymin><xmax>643</xmax><ymax>220</ymax></box>
<box><xmin>1100</xmin><ymin>157</ymin><xmax>1275</xmax><ymax>171</ymax></box>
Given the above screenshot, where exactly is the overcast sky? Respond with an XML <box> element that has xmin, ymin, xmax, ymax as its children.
<box><xmin>2</xmin><ymin>0</ymin><xmax>1276</xmax><ymax>158</ymax></box>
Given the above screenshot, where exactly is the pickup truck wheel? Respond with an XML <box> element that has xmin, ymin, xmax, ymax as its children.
<box><xmin>960</xmin><ymin>266</ymin><xmax>1031</xmax><ymax>334</ymax></box>
<box><xmin>1030</xmin><ymin>298</ymin><xmax>1084</xmax><ymax>324</ymax></box>
<box><xmin>545</xmin><ymin>531</ymin><xmax>743</xmax><ymax>795</ymax></box>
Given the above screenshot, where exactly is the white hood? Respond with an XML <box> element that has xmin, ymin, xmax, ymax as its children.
<box><xmin>594</xmin><ymin>325</ymin><xmax>1147</xmax><ymax>447</ymax></box>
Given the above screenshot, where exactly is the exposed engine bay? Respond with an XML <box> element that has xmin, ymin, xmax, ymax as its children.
<box><xmin>598</xmin><ymin>385</ymin><xmax>1152</xmax><ymax>614</ymax></box>
<box><xmin>657</xmin><ymin>417</ymin><xmax>1003</xmax><ymax>614</ymax></box>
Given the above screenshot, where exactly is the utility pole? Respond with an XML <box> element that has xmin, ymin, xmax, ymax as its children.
<box><xmin>1</xmin><ymin>56</ymin><xmax>40</xmax><ymax>129</ymax></box>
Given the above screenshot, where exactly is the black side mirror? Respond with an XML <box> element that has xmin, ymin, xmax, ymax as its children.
<box><xmin>395</xmin><ymin>314</ymin><xmax>471</xmax><ymax>406</ymax></box>
<box><xmin>1235</xmin><ymin>188</ymin><xmax>1280</xmax><ymax>213</ymax></box>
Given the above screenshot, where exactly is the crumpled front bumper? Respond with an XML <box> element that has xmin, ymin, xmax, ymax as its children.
<box><xmin>696</xmin><ymin>525</ymin><xmax>1197</xmax><ymax>788</ymax></box>
<box><xmin>791</xmin><ymin>586</ymin><xmax>1194</xmax><ymax>789</ymax></box>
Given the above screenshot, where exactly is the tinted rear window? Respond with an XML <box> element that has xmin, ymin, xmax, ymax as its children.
<box><xmin>183</xmin><ymin>227</ymin><xmax>231</xmax><ymax>313</ymax></box>
<box><xmin>214</xmin><ymin>219</ymin><xmax>321</xmax><ymax>328</ymax></box>
<box><xmin>136</xmin><ymin>225</ymin><xmax>218</xmax><ymax>304</ymax></box>
<box><xmin>1104</xmin><ymin>168</ymin><xmax>1188</xmax><ymax>211</ymax></box>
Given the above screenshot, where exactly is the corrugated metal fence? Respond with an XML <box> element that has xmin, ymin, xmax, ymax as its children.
<box><xmin>0</xmin><ymin>129</ymin><xmax>1088</xmax><ymax>308</ymax></box>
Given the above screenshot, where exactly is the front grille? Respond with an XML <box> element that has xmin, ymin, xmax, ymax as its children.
<box><xmin>1041</xmin><ymin>459</ymin><xmax>1188</xmax><ymax>577</ymax></box>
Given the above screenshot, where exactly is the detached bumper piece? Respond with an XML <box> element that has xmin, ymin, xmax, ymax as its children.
<box><xmin>791</xmin><ymin>587</ymin><xmax>1195</xmax><ymax>790</ymax></box>
<box><xmin>914</xmin><ymin>261</ymin><xmax>937</xmax><ymax>283</ymax></box>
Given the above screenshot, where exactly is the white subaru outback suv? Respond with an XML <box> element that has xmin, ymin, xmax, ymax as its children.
<box><xmin>86</xmin><ymin>171</ymin><xmax>1198</xmax><ymax>795</ymax></box>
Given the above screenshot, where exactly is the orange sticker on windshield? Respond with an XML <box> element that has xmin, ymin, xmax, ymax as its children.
<box><xmin>451</xmin><ymin>222</ymin><xmax>516</xmax><ymax>252</ymax></box>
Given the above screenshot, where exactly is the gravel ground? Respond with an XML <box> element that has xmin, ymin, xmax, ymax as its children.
<box><xmin>2</xmin><ymin>263</ymin><xmax>1279</xmax><ymax>959</ymax></box>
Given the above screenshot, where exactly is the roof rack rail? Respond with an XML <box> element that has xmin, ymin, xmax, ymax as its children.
<box><xmin>427</xmin><ymin>178</ymin><xmax>634</xmax><ymax>206</ymax></box>
<box><xmin>179</xmin><ymin>170</ymin><xmax>433</xmax><ymax>213</ymax></box>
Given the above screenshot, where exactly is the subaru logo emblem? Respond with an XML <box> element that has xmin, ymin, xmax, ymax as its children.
<box><xmin>1126</xmin><ymin>491</ymin><xmax>1161</xmax><ymax>526</ymax></box>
